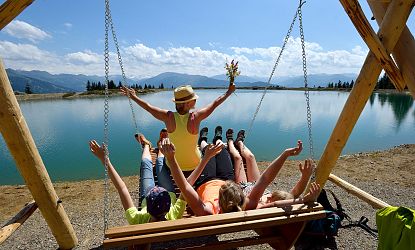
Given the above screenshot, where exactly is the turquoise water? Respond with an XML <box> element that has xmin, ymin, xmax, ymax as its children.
<box><xmin>1</xmin><ymin>90</ymin><xmax>414</xmax><ymax>185</ymax></box>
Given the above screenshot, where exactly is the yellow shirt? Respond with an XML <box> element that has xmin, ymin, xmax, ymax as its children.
<box><xmin>167</xmin><ymin>112</ymin><xmax>201</xmax><ymax>171</ymax></box>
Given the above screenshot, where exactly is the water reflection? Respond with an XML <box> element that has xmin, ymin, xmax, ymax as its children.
<box><xmin>0</xmin><ymin>90</ymin><xmax>414</xmax><ymax>185</ymax></box>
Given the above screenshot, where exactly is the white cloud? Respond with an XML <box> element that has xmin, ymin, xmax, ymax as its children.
<box><xmin>0</xmin><ymin>36</ymin><xmax>368</xmax><ymax>78</ymax></box>
<box><xmin>3</xmin><ymin>20</ymin><xmax>51</xmax><ymax>43</ymax></box>
<box><xmin>65</xmin><ymin>50</ymin><xmax>101</xmax><ymax>64</ymax></box>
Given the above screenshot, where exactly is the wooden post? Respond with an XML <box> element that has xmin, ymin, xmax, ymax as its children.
<box><xmin>368</xmin><ymin>0</ymin><xmax>415</xmax><ymax>99</ymax></box>
<box><xmin>0</xmin><ymin>0</ymin><xmax>34</xmax><ymax>30</ymax></box>
<box><xmin>0</xmin><ymin>59</ymin><xmax>77</xmax><ymax>249</ymax></box>
<box><xmin>314</xmin><ymin>0</ymin><xmax>412</xmax><ymax>188</ymax></box>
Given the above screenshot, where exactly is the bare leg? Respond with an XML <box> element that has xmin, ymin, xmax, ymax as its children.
<box><xmin>237</xmin><ymin>141</ymin><xmax>260</xmax><ymax>182</ymax></box>
<box><xmin>228</xmin><ymin>139</ymin><xmax>246</xmax><ymax>183</ymax></box>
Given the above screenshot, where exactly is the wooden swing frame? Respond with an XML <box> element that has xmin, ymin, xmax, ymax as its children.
<box><xmin>0</xmin><ymin>0</ymin><xmax>414</xmax><ymax>249</ymax></box>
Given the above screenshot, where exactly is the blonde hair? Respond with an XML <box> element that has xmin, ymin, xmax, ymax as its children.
<box><xmin>219</xmin><ymin>180</ymin><xmax>246</xmax><ymax>213</ymax></box>
<box><xmin>270</xmin><ymin>190</ymin><xmax>294</xmax><ymax>202</ymax></box>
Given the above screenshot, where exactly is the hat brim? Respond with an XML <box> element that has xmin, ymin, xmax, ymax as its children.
<box><xmin>172</xmin><ymin>95</ymin><xmax>199</xmax><ymax>104</ymax></box>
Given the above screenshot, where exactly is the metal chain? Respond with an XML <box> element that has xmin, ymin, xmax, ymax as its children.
<box><xmin>298</xmin><ymin>1</ymin><xmax>316</xmax><ymax>181</ymax></box>
<box><xmin>246</xmin><ymin>2</ymin><xmax>301</xmax><ymax>140</ymax></box>
<box><xmin>105</xmin><ymin>0</ymin><xmax>139</xmax><ymax>135</ymax></box>
<box><xmin>103</xmin><ymin>0</ymin><xmax>111</xmax><ymax>236</ymax></box>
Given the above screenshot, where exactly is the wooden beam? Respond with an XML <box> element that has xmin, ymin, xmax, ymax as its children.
<box><xmin>339</xmin><ymin>0</ymin><xmax>406</xmax><ymax>90</ymax></box>
<box><xmin>315</xmin><ymin>0</ymin><xmax>412</xmax><ymax>188</ymax></box>
<box><xmin>0</xmin><ymin>59</ymin><xmax>78</xmax><ymax>249</ymax></box>
<box><xmin>0</xmin><ymin>0</ymin><xmax>34</xmax><ymax>30</ymax></box>
<box><xmin>368</xmin><ymin>0</ymin><xmax>415</xmax><ymax>99</ymax></box>
<box><xmin>328</xmin><ymin>174</ymin><xmax>389</xmax><ymax>209</ymax></box>
<box><xmin>0</xmin><ymin>201</ymin><xmax>38</xmax><ymax>244</ymax></box>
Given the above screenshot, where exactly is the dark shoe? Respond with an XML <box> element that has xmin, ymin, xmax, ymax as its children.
<box><xmin>213</xmin><ymin>126</ymin><xmax>223</xmax><ymax>144</ymax></box>
<box><xmin>226</xmin><ymin>128</ymin><xmax>234</xmax><ymax>141</ymax></box>
<box><xmin>234</xmin><ymin>129</ymin><xmax>245</xmax><ymax>145</ymax></box>
<box><xmin>198</xmin><ymin>127</ymin><xmax>208</xmax><ymax>146</ymax></box>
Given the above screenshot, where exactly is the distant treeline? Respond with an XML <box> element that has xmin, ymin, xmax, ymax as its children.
<box><xmin>324</xmin><ymin>73</ymin><xmax>408</xmax><ymax>90</ymax></box>
<box><xmin>85</xmin><ymin>80</ymin><xmax>166</xmax><ymax>91</ymax></box>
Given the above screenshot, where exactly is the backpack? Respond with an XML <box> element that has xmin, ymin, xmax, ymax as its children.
<box><xmin>303</xmin><ymin>189</ymin><xmax>345</xmax><ymax>238</ymax></box>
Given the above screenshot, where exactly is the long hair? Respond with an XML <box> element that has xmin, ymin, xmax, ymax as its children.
<box><xmin>219</xmin><ymin>180</ymin><xmax>246</xmax><ymax>213</ymax></box>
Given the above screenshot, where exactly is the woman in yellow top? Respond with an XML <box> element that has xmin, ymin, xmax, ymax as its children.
<box><xmin>120</xmin><ymin>82</ymin><xmax>235</xmax><ymax>192</ymax></box>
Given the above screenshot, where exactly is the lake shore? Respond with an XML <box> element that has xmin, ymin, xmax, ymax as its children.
<box><xmin>14</xmin><ymin>88</ymin><xmax>412</xmax><ymax>101</ymax></box>
<box><xmin>1</xmin><ymin>144</ymin><xmax>414</xmax><ymax>249</ymax></box>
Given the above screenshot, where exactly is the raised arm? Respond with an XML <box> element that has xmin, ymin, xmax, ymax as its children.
<box><xmin>120</xmin><ymin>86</ymin><xmax>169</xmax><ymax>122</ymax></box>
<box><xmin>193</xmin><ymin>85</ymin><xmax>235</xmax><ymax>122</ymax></box>
<box><xmin>245</xmin><ymin>141</ymin><xmax>303</xmax><ymax>209</ymax></box>
<box><xmin>160</xmin><ymin>139</ymin><xmax>213</xmax><ymax>216</ymax></box>
<box><xmin>89</xmin><ymin>140</ymin><xmax>134</xmax><ymax>210</ymax></box>
<box><xmin>290</xmin><ymin>159</ymin><xmax>314</xmax><ymax>198</ymax></box>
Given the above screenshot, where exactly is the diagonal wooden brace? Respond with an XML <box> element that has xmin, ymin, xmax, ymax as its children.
<box><xmin>314</xmin><ymin>0</ymin><xmax>414</xmax><ymax>189</ymax></box>
<box><xmin>339</xmin><ymin>0</ymin><xmax>407</xmax><ymax>90</ymax></box>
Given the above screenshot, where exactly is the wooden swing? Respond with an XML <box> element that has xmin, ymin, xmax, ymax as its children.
<box><xmin>100</xmin><ymin>0</ymin><xmax>326</xmax><ymax>249</ymax></box>
<box><xmin>0</xmin><ymin>0</ymin><xmax>414</xmax><ymax>249</ymax></box>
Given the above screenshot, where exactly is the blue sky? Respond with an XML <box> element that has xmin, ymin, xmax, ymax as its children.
<box><xmin>0</xmin><ymin>0</ymin><xmax>414</xmax><ymax>79</ymax></box>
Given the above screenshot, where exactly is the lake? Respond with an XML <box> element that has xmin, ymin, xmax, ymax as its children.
<box><xmin>1</xmin><ymin>90</ymin><xmax>414</xmax><ymax>185</ymax></box>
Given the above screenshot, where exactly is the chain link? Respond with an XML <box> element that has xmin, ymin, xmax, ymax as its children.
<box><xmin>246</xmin><ymin>2</ymin><xmax>301</xmax><ymax>140</ymax></box>
<box><xmin>298</xmin><ymin>0</ymin><xmax>316</xmax><ymax>181</ymax></box>
<box><xmin>103</xmin><ymin>0</ymin><xmax>111</xmax><ymax>236</ymax></box>
<box><xmin>105</xmin><ymin>0</ymin><xmax>139</xmax><ymax>135</ymax></box>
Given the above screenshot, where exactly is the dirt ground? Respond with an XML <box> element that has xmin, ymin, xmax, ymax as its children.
<box><xmin>0</xmin><ymin>144</ymin><xmax>414</xmax><ymax>249</ymax></box>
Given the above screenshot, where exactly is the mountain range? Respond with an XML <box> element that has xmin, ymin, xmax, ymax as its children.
<box><xmin>6</xmin><ymin>68</ymin><xmax>357</xmax><ymax>94</ymax></box>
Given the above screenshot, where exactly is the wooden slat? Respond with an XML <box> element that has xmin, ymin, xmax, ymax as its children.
<box><xmin>314</xmin><ymin>0</ymin><xmax>413</xmax><ymax>189</ymax></box>
<box><xmin>0</xmin><ymin>0</ymin><xmax>34</xmax><ymax>30</ymax></box>
<box><xmin>106</xmin><ymin>203</ymin><xmax>323</xmax><ymax>238</ymax></box>
<box><xmin>104</xmin><ymin>208</ymin><xmax>325</xmax><ymax>248</ymax></box>
<box><xmin>0</xmin><ymin>201</ymin><xmax>37</xmax><ymax>244</ymax></box>
<box><xmin>328</xmin><ymin>174</ymin><xmax>389</xmax><ymax>209</ymax></box>
<box><xmin>339</xmin><ymin>0</ymin><xmax>406</xmax><ymax>90</ymax></box>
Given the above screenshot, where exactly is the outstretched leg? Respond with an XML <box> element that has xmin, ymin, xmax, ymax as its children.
<box><xmin>226</xmin><ymin>129</ymin><xmax>246</xmax><ymax>183</ymax></box>
<box><xmin>136</xmin><ymin>134</ymin><xmax>156</xmax><ymax>199</ymax></box>
<box><xmin>237</xmin><ymin>140</ymin><xmax>260</xmax><ymax>182</ymax></box>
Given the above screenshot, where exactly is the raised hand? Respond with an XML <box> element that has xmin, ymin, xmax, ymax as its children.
<box><xmin>285</xmin><ymin>140</ymin><xmax>303</xmax><ymax>157</ymax></box>
<box><xmin>89</xmin><ymin>140</ymin><xmax>107</xmax><ymax>163</ymax></box>
<box><xmin>120</xmin><ymin>85</ymin><xmax>137</xmax><ymax>98</ymax></box>
<box><xmin>299</xmin><ymin>158</ymin><xmax>314</xmax><ymax>179</ymax></box>
<box><xmin>203</xmin><ymin>142</ymin><xmax>224</xmax><ymax>160</ymax></box>
<box><xmin>160</xmin><ymin>138</ymin><xmax>176</xmax><ymax>159</ymax></box>
<box><xmin>303</xmin><ymin>182</ymin><xmax>321</xmax><ymax>203</ymax></box>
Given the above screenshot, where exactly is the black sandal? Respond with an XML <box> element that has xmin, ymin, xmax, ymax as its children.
<box><xmin>226</xmin><ymin>128</ymin><xmax>234</xmax><ymax>141</ymax></box>
<box><xmin>213</xmin><ymin>126</ymin><xmax>223</xmax><ymax>144</ymax></box>
<box><xmin>234</xmin><ymin>129</ymin><xmax>245</xmax><ymax>145</ymax></box>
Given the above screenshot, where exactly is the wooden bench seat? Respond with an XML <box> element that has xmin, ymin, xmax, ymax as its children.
<box><xmin>104</xmin><ymin>203</ymin><xmax>325</xmax><ymax>249</ymax></box>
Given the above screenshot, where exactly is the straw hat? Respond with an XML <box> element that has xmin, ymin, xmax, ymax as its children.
<box><xmin>172</xmin><ymin>85</ymin><xmax>199</xmax><ymax>103</ymax></box>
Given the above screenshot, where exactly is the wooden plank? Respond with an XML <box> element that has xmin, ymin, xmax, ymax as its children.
<box><xmin>0</xmin><ymin>201</ymin><xmax>37</xmax><ymax>244</ymax></box>
<box><xmin>103</xmin><ymin>209</ymin><xmax>326</xmax><ymax>248</ymax></box>
<box><xmin>106</xmin><ymin>203</ymin><xmax>323</xmax><ymax>238</ymax></box>
<box><xmin>314</xmin><ymin>0</ymin><xmax>413</xmax><ymax>188</ymax></box>
<box><xmin>0</xmin><ymin>0</ymin><xmax>34</xmax><ymax>30</ymax></box>
<box><xmin>368</xmin><ymin>0</ymin><xmax>415</xmax><ymax>99</ymax></box>
<box><xmin>328</xmin><ymin>174</ymin><xmax>389</xmax><ymax>209</ymax></box>
<box><xmin>0</xmin><ymin>59</ymin><xmax>78</xmax><ymax>249</ymax></box>
<box><xmin>339</xmin><ymin>0</ymin><xmax>406</xmax><ymax>90</ymax></box>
